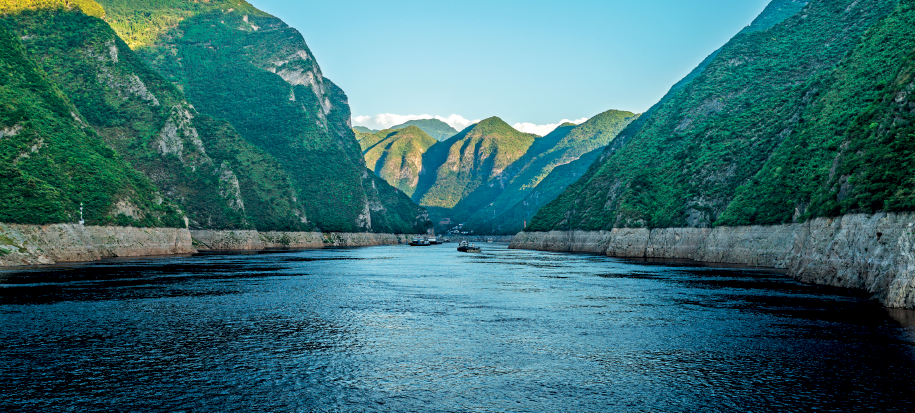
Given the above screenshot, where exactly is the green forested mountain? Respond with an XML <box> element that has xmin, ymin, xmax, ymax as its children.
<box><xmin>390</xmin><ymin>119</ymin><xmax>458</xmax><ymax>141</ymax></box>
<box><xmin>0</xmin><ymin>22</ymin><xmax>182</xmax><ymax>227</ymax></box>
<box><xmin>530</xmin><ymin>0</ymin><xmax>906</xmax><ymax>232</ymax></box>
<box><xmin>2</xmin><ymin>6</ymin><xmax>310</xmax><ymax>231</ymax></box>
<box><xmin>93</xmin><ymin>0</ymin><xmax>429</xmax><ymax>233</ymax></box>
<box><xmin>359</xmin><ymin>126</ymin><xmax>437</xmax><ymax>197</ymax></box>
<box><xmin>354</xmin><ymin>126</ymin><xmax>378</xmax><ymax>134</ymax></box>
<box><xmin>460</xmin><ymin>110</ymin><xmax>637</xmax><ymax>233</ymax></box>
<box><xmin>413</xmin><ymin>117</ymin><xmax>539</xmax><ymax>223</ymax></box>
<box><xmin>0</xmin><ymin>0</ymin><xmax>430</xmax><ymax>233</ymax></box>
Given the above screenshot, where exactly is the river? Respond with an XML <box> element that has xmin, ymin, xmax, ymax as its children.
<box><xmin>1</xmin><ymin>243</ymin><xmax>914</xmax><ymax>412</ymax></box>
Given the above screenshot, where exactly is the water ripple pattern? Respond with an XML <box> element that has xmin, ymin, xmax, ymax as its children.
<box><xmin>2</xmin><ymin>244</ymin><xmax>914</xmax><ymax>412</ymax></box>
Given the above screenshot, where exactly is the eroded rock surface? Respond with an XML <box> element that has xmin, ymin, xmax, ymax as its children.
<box><xmin>511</xmin><ymin>213</ymin><xmax>915</xmax><ymax>308</ymax></box>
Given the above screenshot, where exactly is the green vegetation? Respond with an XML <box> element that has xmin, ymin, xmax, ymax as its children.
<box><xmin>2</xmin><ymin>7</ymin><xmax>311</xmax><ymax>231</ymax></box>
<box><xmin>0</xmin><ymin>24</ymin><xmax>182</xmax><ymax>226</ymax></box>
<box><xmin>530</xmin><ymin>0</ymin><xmax>902</xmax><ymax>232</ymax></box>
<box><xmin>360</xmin><ymin>126</ymin><xmax>437</xmax><ymax>197</ymax></box>
<box><xmin>461</xmin><ymin>110</ymin><xmax>637</xmax><ymax>233</ymax></box>
<box><xmin>414</xmin><ymin>117</ymin><xmax>538</xmax><ymax>221</ymax></box>
<box><xmin>96</xmin><ymin>0</ymin><xmax>430</xmax><ymax>233</ymax></box>
<box><xmin>390</xmin><ymin>119</ymin><xmax>458</xmax><ymax>141</ymax></box>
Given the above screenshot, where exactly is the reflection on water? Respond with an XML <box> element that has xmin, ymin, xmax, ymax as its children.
<box><xmin>2</xmin><ymin>244</ymin><xmax>914</xmax><ymax>412</ymax></box>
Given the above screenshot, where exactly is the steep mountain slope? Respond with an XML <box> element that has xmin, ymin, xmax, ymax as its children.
<box><xmin>476</xmin><ymin>147</ymin><xmax>605</xmax><ymax>235</ymax></box>
<box><xmin>461</xmin><ymin>110</ymin><xmax>637</xmax><ymax>232</ymax></box>
<box><xmin>361</xmin><ymin>126</ymin><xmax>437</xmax><ymax>197</ymax></box>
<box><xmin>2</xmin><ymin>6</ymin><xmax>310</xmax><ymax>231</ymax></box>
<box><xmin>95</xmin><ymin>0</ymin><xmax>430</xmax><ymax>233</ymax></box>
<box><xmin>530</xmin><ymin>0</ymin><xmax>899</xmax><ymax>232</ymax></box>
<box><xmin>0</xmin><ymin>23</ymin><xmax>182</xmax><ymax>227</ymax></box>
<box><xmin>413</xmin><ymin>117</ymin><xmax>538</xmax><ymax>222</ymax></box>
<box><xmin>390</xmin><ymin>119</ymin><xmax>458</xmax><ymax>141</ymax></box>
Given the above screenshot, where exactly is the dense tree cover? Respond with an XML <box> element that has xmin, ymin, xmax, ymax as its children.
<box><xmin>95</xmin><ymin>1</ymin><xmax>428</xmax><ymax>233</ymax></box>
<box><xmin>1</xmin><ymin>8</ymin><xmax>311</xmax><ymax>231</ymax></box>
<box><xmin>0</xmin><ymin>25</ymin><xmax>183</xmax><ymax>226</ymax></box>
<box><xmin>719</xmin><ymin>0</ymin><xmax>915</xmax><ymax>225</ymax></box>
<box><xmin>530</xmin><ymin>0</ymin><xmax>899</xmax><ymax>231</ymax></box>
<box><xmin>0</xmin><ymin>0</ymin><xmax>104</xmax><ymax>18</ymax></box>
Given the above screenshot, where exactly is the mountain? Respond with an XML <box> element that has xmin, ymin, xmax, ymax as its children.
<box><xmin>360</xmin><ymin>126</ymin><xmax>437</xmax><ymax>197</ymax></box>
<box><xmin>2</xmin><ymin>4</ymin><xmax>311</xmax><ymax>231</ymax></box>
<box><xmin>93</xmin><ymin>0</ymin><xmax>430</xmax><ymax>233</ymax></box>
<box><xmin>475</xmin><ymin>147</ymin><xmax>605</xmax><ymax>235</ymax></box>
<box><xmin>354</xmin><ymin>126</ymin><xmax>378</xmax><ymax>134</ymax></box>
<box><xmin>0</xmin><ymin>21</ymin><xmax>182</xmax><ymax>227</ymax></box>
<box><xmin>530</xmin><ymin>0</ymin><xmax>903</xmax><ymax>232</ymax></box>
<box><xmin>412</xmin><ymin>117</ymin><xmax>539</xmax><ymax>223</ymax></box>
<box><xmin>390</xmin><ymin>119</ymin><xmax>458</xmax><ymax>141</ymax></box>
<box><xmin>0</xmin><ymin>0</ymin><xmax>430</xmax><ymax>234</ymax></box>
<box><xmin>460</xmin><ymin>110</ymin><xmax>637</xmax><ymax>233</ymax></box>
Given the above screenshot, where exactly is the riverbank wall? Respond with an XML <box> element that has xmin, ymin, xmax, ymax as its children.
<box><xmin>0</xmin><ymin>223</ymin><xmax>414</xmax><ymax>267</ymax></box>
<box><xmin>510</xmin><ymin>213</ymin><xmax>915</xmax><ymax>309</ymax></box>
<box><xmin>0</xmin><ymin>223</ymin><xmax>196</xmax><ymax>267</ymax></box>
<box><xmin>189</xmin><ymin>230</ymin><xmax>410</xmax><ymax>251</ymax></box>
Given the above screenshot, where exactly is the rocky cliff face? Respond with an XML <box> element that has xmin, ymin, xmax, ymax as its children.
<box><xmin>1</xmin><ymin>7</ymin><xmax>309</xmax><ymax>231</ymax></box>
<box><xmin>95</xmin><ymin>0</ymin><xmax>429</xmax><ymax>233</ymax></box>
<box><xmin>0</xmin><ymin>223</ymin><xmax>195</xmax><ymax>266</ymax></box>
<box><xmin>512</xmin><ymin>212</ymin><xmax>915</xmax><ymax>309</ymax></box>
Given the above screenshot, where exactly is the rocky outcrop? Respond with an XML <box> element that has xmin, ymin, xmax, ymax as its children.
<box><xmin>190</xmin><ymin>230</ymin><xmax>410</xmax><ymax>251</ymax></box>
<box><xmin>0</xmin><ymin>223</ymin><xmax>195</xmax><ymax>266</ymax></box>
<box><xmin>511</xmin><ymin>212</ymin><xmax>915</xmax><ymax>309</ymax></box>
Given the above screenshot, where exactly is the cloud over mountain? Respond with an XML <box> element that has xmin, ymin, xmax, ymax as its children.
<box><xmin>512</xmin><ymin>118</ymin><xmax>589</xmax><ymax>136</ymax></box>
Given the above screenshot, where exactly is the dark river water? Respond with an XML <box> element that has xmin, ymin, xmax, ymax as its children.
<box><xmin>2</xmin><ymin>243</ymin><xmax>915</xmax><ymax>412</ymax></box>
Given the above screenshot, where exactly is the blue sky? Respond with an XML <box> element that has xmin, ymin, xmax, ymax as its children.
<box><xmin>251</xmin><ymin>0</ymin><xmax>772</xmax><ymax>134</ymax></box>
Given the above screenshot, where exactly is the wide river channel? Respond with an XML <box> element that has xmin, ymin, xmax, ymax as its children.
<box><xmin>2</xmin><ymin>243</ymin><xmax>915</xmax><ymax>412</ymax></box>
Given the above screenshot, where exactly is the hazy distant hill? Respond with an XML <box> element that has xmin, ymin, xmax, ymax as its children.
<box><xmin>389</xmin><ymin>119</ymin><xmax>458</xmax><ymax>141</ymax></box>
<box><xmin>531</xmin><ymin>0</ymin><xmax>907</xmax><ymax>232</ymax></box>
<box><xmin>354</xmin><ymin>126</ymin><xmax>378</xmax><ymax>134</ymax></box>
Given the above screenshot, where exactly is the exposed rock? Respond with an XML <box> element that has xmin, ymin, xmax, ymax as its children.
<box><xmin>190</xmin><ymin>230</ymin><xmax>410</xmax><ymax>250</ymax></box>
<box><xmin>0</xmin><ymin>124</ymin><xmax>22</xmax><ymax>139</ymax></box>
<box><xmin>511</xmin><ymin>212</ymin><xmax>915</xmax><ymax>309</ymax></box>
<box><xmin>0</xmin><ymin>223</ymin><xmax>196</xmax><ymax>266</ymax></box>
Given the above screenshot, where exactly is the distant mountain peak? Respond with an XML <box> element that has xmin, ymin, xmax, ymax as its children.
<box><xmin>390</xmin><ymin>118</ymin><xmax>458</xmax><ymax>141</ymax></box>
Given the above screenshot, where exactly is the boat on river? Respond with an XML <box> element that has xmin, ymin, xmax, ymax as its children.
<box><xmin>457</xmin><ymin>241</ymin><xmax>481</xmax><ymax>253</ymax></box>
<box><xmin>410</xmin><ymin>237</ymin><xmax>431</xmax><ymax>246</ymax></box>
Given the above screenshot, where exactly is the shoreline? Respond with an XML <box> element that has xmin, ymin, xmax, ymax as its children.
<box><xmin>510</xmin><ymin>212</ymin><xmax>915</xmax><ymax>309</ymax></box>
<box><xmin>0</xmin><ymin>223</ymin><xmax>422</xmax><ymax>268</ymax></box>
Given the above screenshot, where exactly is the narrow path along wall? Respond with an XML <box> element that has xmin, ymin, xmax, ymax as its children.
<box><xmin>510</xmin><ymin>213</ymin><xmax>915</xmax><ymax>309</ymax></box>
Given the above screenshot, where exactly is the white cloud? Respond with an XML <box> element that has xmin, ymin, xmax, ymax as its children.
<box><xmin>512</xmin><ymin>118</ymin><xmax>589</xmax><ymax>136</ymax></box>
<box><xmin>352</xmin><ymin>113</ymin><xmax>480</xmax><ymax>131</ymax></box>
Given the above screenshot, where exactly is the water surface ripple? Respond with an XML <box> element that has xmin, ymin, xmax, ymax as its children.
<box><xmin>2</xmin><ymin>244</ymin><xmax>914</xmax><ymax>412</ymax></box>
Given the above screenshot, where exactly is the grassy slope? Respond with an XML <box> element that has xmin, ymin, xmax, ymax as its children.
<box><xmin>530</xmin><ymin>0</ymin><xmax>897</xmax><ymax>232</ymax></box>
<box><xmin>97</xmin><ymin>0</ymin><xmax>430</xmax><ymax>233</ymax></box>
<box><xmin>362</xmin><ymin>126</ymin><xmax>437</xmax><ymax>197</ymax></box>
<box><xmin>2</xmin><ymin>7</ymin><xmax>310</xmax><ymax>231</ymax></box>
<box><xmin>415</xmin><ymin>117</ymin><xmax>538</xmax><ymax>221</ymax></box>
<box><xmin>0</xmin><ymin>24</ymin><xmax>182</xmax><ymax>226</ymax></box>
<box><xmin>462</xmin><ymin>110</ymin><xmax>638</xmax><ymax>232</ymax></box>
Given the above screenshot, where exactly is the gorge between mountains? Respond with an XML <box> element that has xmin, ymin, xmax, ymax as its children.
<box><xmin>4</xmin><ymin>0</ymin><xmax>915</xmax><ymax>410</ymax></box>
<box><xmin>2</xmin><ymin>0</ymin><xmax>915</xmax><ymax>312</ymax></box>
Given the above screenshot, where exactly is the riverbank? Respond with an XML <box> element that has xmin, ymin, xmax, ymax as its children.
<box><xmin>0</xmin><ymin>223</ymin><xmax>415</xmax><ymax>267</ymax></box>
<box><xmin>510</xmin><ymin>212</ymin><xmax>915</xmax><ymax>309</ymax></box>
